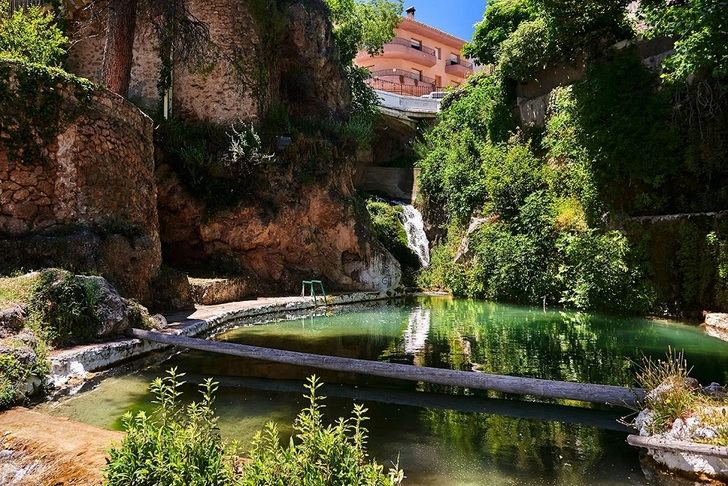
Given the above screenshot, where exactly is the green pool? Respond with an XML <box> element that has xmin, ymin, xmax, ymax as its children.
<box><xmin>44</xmin><ymin>296</ymin><xmax>728</xmax><ymax>485</ymax></box>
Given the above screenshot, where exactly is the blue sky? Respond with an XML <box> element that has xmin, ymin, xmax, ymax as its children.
<box><xmin>405</xmin><ymin>1</ymin><xmax>486</xmax><ymax>41</ymax></box>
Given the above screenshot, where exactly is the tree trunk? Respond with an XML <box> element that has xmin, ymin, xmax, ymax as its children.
<box><xmin>102</xmin><ymin>0</ymin><xmax>138</xmax><ymax>96</ymax></box>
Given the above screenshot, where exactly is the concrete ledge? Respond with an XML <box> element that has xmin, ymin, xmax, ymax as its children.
<box><xmin>628</xmin><ymin>434</ymin><xmax>728</xmax><ymax>481</ymax></box>
<box><xmin>49</xmin><ymin>291</ymin><xmax>396</xmax><ymax>389</ymax></box>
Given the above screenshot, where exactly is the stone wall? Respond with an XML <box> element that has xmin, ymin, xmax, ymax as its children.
<box><xmin>67</xmin><ymin>0</ymin><xmax>262</xmax><ymax>122</ymax></box>
<box><xmin>0</xmin><ymin>60</ymin><xmax>162</xmax><ymax>303</ymax></box>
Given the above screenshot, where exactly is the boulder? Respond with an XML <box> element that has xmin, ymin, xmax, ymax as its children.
<box><xmin>705</xmin><ymin>312</ymin><xmax>728</xmax><ymax>331</ymax></box>
<box><xmin>454</xmin><ymin>216</ymin><xmax>495</xmax><ymax>263</ymax></box>
<box><xmin>0</xmin><ymin>306</ymin><xmax>26</xmax><ymax>338</ymax></box>
<box><xmin>76</xmin><ymin>276</ymin><xmax>149</xmax><ymax>338</ymax></box>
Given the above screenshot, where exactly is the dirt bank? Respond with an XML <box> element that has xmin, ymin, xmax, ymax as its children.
<box><xmin>0</xmin><ymin>408</ymin><xmax>122</xmax><ymax>485</ymax></box>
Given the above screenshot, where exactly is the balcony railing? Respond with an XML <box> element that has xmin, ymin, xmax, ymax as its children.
<box><xmin>366</xmin><ymin>78</ymin><xmax>442</xmax><ymax>97</ymax></box>
<box><xmin>386</xmin><ymin>37</ymin><xmax>437</xmax><ymax>57</ymax></box>
<box><xmin>447</xmin><ymin>58</ymin><xmax>474</xmax><ymax>70</ymax></box>
<box><xmin>370</xmin><ymin>69</ymin><xmax>436</xmax><ymax>86</ymax></box>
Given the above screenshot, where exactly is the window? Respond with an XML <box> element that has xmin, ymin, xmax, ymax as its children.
<box><xmin>436</xmin><ymin>47</ymin><xmax>441</xmax><ymax>60</ymax></box>
<box><xmin>410</xmin><ymin>38</ymin><xmax>422</xmax><ymax>51</ymax></box>
<box><xmin>412</xmin><ymin>68</ymin><xmax>423</xmax><ymax>84</ymax></box>
<box><xmin>450</xmin><ymin>53</ymin><xmax>460</xmax><ymax>65</ymax></box>
<box><xmin>435</xmin><ymin>75</ymin><xmax>442</xmax><ymax>88</ymax></box>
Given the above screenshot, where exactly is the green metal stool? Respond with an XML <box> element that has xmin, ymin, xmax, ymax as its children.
<box><xmin>301</xmin><ymin>280</ymin><xmax>327</xmax><ymax>306</ymax></box>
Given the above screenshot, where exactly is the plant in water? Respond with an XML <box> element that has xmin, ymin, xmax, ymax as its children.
<box><xmin>106</xmin><ymin>373</ymin><xmax>405</xmax><ymax>485</ymax></box>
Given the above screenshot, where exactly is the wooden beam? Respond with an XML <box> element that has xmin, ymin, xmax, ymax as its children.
<box><xmin>131</xmin><ymin>329</ymin><xmax>644</xmax><ymax>407</ymax></box>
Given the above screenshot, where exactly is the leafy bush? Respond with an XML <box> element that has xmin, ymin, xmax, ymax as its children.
<box><xmin>0</xmin><ymin>1</ymin><xmax>67</xmax><ymax>67</ymax></box>
<box><xmin>30</xmin><ymin>269</ymin><xmax>102</xmax><ymax>347</ymax></box>
<box><xmin>241</xmin><ymin>376</ymin><xmax>404</xmax><ymax>485</ymax></box>
<box><xmin>105</xmin><ymin>372</ymin><xmax>404</xmax><ymax>486</ymax></box>
<box><xmin>639</xmin><ymin>0</ymin><xmax>728</xmax><ymax>81</ymax></box>
<box><xmin>0</xmin><ymin>326</ymin><xmax>49</xmax><ymax>409</ymax></box>
<box><xmin>105</xmin><ymin>369</ymin><xmax>233</xmax><ymax>485</ymax></box>
<box><xmin>557</xmin><ymin>230</ymin><xmax>654</xmax><ymax>313</ymax></box>
<box><xmin>496</xmin><ymin>18</ymin><xmax>557</xmax><ymax>81</ymax></box>
<box><xmin>481</xmin><ymin>141</ymin><xmax>543</xmax><ymax>218</ymax></box>
<box><xmin>157</xmin><ymin>119</ymin><xmax>272</xmax><ymax>208</ymax></box>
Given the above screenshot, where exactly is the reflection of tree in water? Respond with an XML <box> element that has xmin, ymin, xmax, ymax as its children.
<box><xmin>418</xmin><ymin>407</ymin><xmax>629</xmax><ymax>483</ymax></box>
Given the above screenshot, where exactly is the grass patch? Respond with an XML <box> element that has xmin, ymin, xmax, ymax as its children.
<box><xmin>636</xmin><ymin>349</ymin><xmax>728</xmax><ymax>446</ymax></box>
<box><xmin>0</xmin><ymin>272</ymin><xmax>39</xmax><ymax>308</ymax></box>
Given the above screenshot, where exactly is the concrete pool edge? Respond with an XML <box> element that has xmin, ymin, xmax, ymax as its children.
<box><xmin>48</xmin><ymin>291</ymin><xmax>402</xmax><ymax>392</ymax></box>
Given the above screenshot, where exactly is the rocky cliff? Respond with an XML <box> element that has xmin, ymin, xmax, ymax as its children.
<box><xmin>66</xmin><ymin>0</ymin><xmax>400</xmax><ymax>294</ymax></box>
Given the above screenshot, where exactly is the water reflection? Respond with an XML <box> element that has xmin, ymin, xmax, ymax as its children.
<box><xmin>42</xmin><ymin>297</ymin><xmax>728</xmax><ymax>486</ymax></box>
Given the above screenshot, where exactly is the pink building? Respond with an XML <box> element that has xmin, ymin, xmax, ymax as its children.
<box><xmin>355</xmin><ymin>6</ymin><xmax>474</xmax><ymax>97</ymax></box>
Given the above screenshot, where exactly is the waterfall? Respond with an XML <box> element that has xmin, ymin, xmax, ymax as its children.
<box><xmin>397</xmin><ymin>203</ymin><xmax>430</xmax><ymax>268</ymax></box>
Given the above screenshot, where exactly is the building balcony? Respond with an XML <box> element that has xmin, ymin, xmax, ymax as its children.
<box><xmin>366</xmin><ymin>73</ymin><xmax>439</xmax><ymax>98</ymax></box>
<box><xmin>357</xmin><ymin>37</ymin><xmax>438</xmax><ymax>68</ymax></box>
<box><xmin>445</xmin><ymin>59</ymin><xmax>474</xmax><ymax>78</ymax></box>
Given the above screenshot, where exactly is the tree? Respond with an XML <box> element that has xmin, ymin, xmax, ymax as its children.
<box><xmin>88</xmin><ymin>0</ymin><xmax>210</xmax><ymax>97</ymax></box>
<box><xmin>463</xmin><ymin>0</ymin><xmax>538</xmax><ymax>65</ymax></box>
<box><xmin>102</xmin><ymin>0</ymin><xmax>137</xmax><ymax>95</ymax></box>
<box><xmin>325</xmin><ymin>0</ymin><xmax>402</xmax><ymax>62</ymax></box>
<box><xmin>0</xmin><ymin>0</ymin><xmax>68</xmax><ymax>66</ymax></box>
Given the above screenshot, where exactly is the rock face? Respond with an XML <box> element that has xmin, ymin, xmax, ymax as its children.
<box><xmin>158</xmin><ymin>166</ymin><xmax>401</xmax><ymax>294</ymax></box>
<box><xmin>0</xmin><ymin>61</ymin><xmax>162</xmax><ymax>305</ymax></box>
<box><xmin>64</xmin><ymin>0</ymin><xmax>399</xmax><ymax>295</ymax></box>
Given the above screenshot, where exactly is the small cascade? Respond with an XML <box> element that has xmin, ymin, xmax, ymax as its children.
<box><xmin>397</xmin><ymin>203</ymin><xmax>430</xmax><ymax>268</ymax></box>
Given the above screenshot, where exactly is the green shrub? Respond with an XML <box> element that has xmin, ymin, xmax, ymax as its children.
<box><xmin>30</xmin><ymin>269</ymin><xmax>102</xmax><ymax>347</ymax></box>
<box><xmin>0</xmin><ymin>1</ymin><xmax>67</xmax><ymax>67</ymax></box>
<box><xmin>464</xmin><ymin>0</ymin><xmax>539</xmax><ymax>65</ymax></box>
<box><xmin>481</xmin><ymin>141</ymin><xmax>543</xmax><ymax>218</ymax></box>
<box><xmin>105</xmin><ymin>369</ymin><xmax>233</xmax><ymax>485</ymax></box>
<box><xmin>105</xmin><ymin>372</ymin><xmax>404</xmax><ymax>486</ymax></box>
<box><xmin>496</xmin><ymin>18</ymin><xmax>557</xmax><ymax>81</ymax></box>
<box><xmin>240</xmin><ymin>376</ymin><xmax>404</xmax><ymax>485</ymax></box>
<box><xmin>557</xmin><ymin>230</ymin><xmax>654</xmax><ymax>313</ymax></box>
<box><xmin>0</xmin><ymin>325</ymin><xmax>49</xmax><ymax>409</ymax></box>
<box><xmin>639</xmin><ymin>0</ymin><xmax>728</xmax><ymax>82</ymax></box>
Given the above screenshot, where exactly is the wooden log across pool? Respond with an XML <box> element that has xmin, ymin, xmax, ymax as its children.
<box><xmin>131</xmin><ymin>328</ymin><xmax>645</xmax><ymax>407</ymax></box>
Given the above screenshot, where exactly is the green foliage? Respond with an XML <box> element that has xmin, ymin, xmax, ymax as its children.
<box><xmin>157</xmin><ymin>118</ymin><xmax>273</xmax><ymax>208</ymax></box>
<box><xmin>105</xmin><ymin>369</ymin><xmax>233</xmax><ymax>485</ymax></box>
<box><xmin>481</xmin><ymin>141</ymin><xmax>543</xmax><ymax>218</ymax></box>
<box><xmin>325</xmin><ymin>0</ymin><xmax>402</xmax><ymax>62</ymax></box>
<box><xmin>240</xmin><ymin>376</ymin><xmax>404</xmax><ymax>485</ymax></box>
<box><xmin>464</xmin><ymin>0</ymin><xmax>538</xmax><ymax>65</ymax></box>
<box><xmin>557</xmin><ymin>230</ymin><xmax>654</xmax><ymax>313</ymax></box>
<box><xmin>0</xmin><ymin>326</ymin><xmax>49</xmax><ymax>409</ymax></box>
<box><xmin>708</xmin><ymin>231</ymin><xmax>728</xmax><ymax>310</ymax></box>
<box><xmin>418</xmin><ymin>73</ymin><xmax>515</xmax><ymax>224</ymax></box>
<box><xmin>535</xmin><ymin>0</ymin><xmax>632</xmax><ymax>59</ymax></box>
<box><xmin>0</xmin><ymin>1</ymin><xmax>67</xmax><ymax>67</ymax></box>
<box><xmin>30</xmin><ymin>269</ymin><xmax>102</xmax><ymax>347</ymax></box>
<box><xmin>106</xmin><ymin>373</ymin><xmax>404</xmax><ymax>486</ymax></box>
<box><xmin>0</xmin><ymin>58</ymin><xmax>95</xmax><ymax>165</ymax></box>
<box><xmin>639</xmin><ymin>0</ymin><xmax>728</xmax><ymax>81</ymax></box>
<box><xmin>366</xmin><ymin>199</ymin><xmax>420</xmax><ymax>272</ymax></box>
<box><xmin>495</xmin><ymin>18</ymin><xmax>557</xmax><ymax>81</ymax></box>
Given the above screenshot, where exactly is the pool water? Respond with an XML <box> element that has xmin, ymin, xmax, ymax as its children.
<box><xmin>44</xmin><ymin>297</ymin><xmax>728</xmax><ymax>485</ymax></box>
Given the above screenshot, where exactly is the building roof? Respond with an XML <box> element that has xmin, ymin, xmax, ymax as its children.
<box><xmin>399</xmin><ymin>17</ymin><xmax>468</xmax><ymax>49</ymax></box>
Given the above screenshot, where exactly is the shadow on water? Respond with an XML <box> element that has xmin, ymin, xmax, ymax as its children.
<box><xmin>42</xmin><ymin>296</ymin><xmax>728</xmax><ymax>486</ymax></box>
